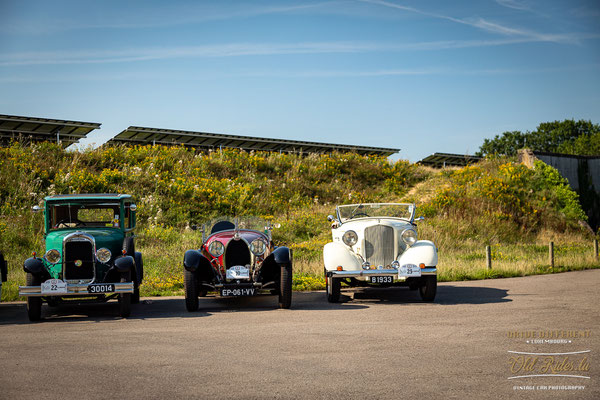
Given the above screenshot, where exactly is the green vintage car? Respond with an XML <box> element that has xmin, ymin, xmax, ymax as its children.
<box><xmin>19</xmin><ymin>194</ymin><xmax>143</xmax><ymax>321</ymax></box>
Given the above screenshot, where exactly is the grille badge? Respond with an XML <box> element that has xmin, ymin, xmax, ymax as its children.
<box><xmin>74</xmin><ymin>260</ymin><xmax>83</xmax><ymax>267</ymax></box>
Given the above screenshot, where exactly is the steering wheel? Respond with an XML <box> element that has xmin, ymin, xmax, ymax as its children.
<box><xmin>54</xmin><ymin>219</ymin><xmax>85</xmax><ymax>228</ymax></box>
<box><xmin>351</xmin><ymin>212</ymin><xmax>369</xmax><ymax>219</ymax></box>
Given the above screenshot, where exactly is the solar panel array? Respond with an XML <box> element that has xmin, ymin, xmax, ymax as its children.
<box><xmin>418</xmin><ymin>152</ymin><xmax>482</xmax><ymax>168</ymax></box>
<box><xmin>0</xmin><ymin>114</ymin><xmax>100</xmax><ymax>147</ymax></box>
<box><xmin>107</xmin><ymin>126</ymin><xmax>399</xmax><ymax>156</ymax></box>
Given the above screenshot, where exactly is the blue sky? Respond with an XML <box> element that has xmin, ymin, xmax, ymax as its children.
<box><xmin>1</xmin><ymin>0</ymin><xmax>599</xmax><ymax>161</ymax></box>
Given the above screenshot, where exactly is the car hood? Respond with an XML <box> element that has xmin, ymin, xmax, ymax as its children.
<box><xmin>45</xmin><ymin>229</ymin><xmax>125</xmax><ymax>255</ymax></box>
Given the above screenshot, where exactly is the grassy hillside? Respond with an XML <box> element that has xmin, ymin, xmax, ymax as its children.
<box><xmin>0</xmin><ymin>143</ymin><xmax>597</xmax><ymax>300</ymax></box>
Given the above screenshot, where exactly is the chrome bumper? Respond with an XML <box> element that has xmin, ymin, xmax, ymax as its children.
<box><xmin>18</xmin><ymin>282</ymin><xmax>134</xmax><ymax>297</ymax></box>
<box><xmin>327</xmin><ymin>267</ymin><xmax>437</xmax><ymax>279</ymax></box>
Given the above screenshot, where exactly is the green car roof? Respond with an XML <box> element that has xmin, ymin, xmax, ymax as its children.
<box><xmin>44</xmin><ymin>193</ymin><xmax>132</xmax><ymax>201</ymax></box>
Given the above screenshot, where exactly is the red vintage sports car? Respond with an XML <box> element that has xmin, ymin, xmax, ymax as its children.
<box><xmin>183</xmin><ymin>217</ymin><xmax>292</xmax><ymax>311</ymax></box>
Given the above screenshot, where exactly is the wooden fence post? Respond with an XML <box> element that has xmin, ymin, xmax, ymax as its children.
<box><xmin>486</xmin><ymin>245</ymin><xmax>492</xmax><ymax>269</ymax></box>
<box><xmin>549</xmin><ymin>241</ymin><xmax>554</xmax><ymax>268</ymax></box>
<box><xmin>594</xmin><ymin>239</ymin><xmax>598</xmax><ymax>261</ymax></box>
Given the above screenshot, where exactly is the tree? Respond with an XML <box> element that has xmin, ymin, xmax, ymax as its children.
<box><xmin>477</xmin><ymin>119</ymin><xmax>600</xmax><ymax>156</ymax></box>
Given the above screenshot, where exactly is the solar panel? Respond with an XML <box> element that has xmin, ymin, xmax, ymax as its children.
<box><xmin>0</xmin><ymin>114</ymin><xmax>100</xmax><ymax>148</ymax></box>
<box><xmin>418</xmin><ymin>152</ymin><xmax>482</xmax><ymax>168</ymax></box>
<box><xmin>107</xmin><ymin>126</ymin><xmax>399</xmax><ymax>156</ymax></box>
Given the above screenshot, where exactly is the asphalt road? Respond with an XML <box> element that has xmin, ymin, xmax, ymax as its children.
<box><xmin>1</xmin><ymin>269</ymin><xmax>599</xmax><ymax>399</ymax></box>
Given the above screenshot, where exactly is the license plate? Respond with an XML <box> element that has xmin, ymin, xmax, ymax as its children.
<box><xmin>226</xmin><ymin>265</ymin><xmax>250</xmax><ymax>280</ymax></box>
<box><xmin>399</xmin><ymin>264</ymin><xmax>422</xmax><ymax>277</ymax></box>
<box><xmin>220</xmin><ymin>288</ymin><xmax>256</xmax><ymax>297</ymax></box>
<box><xmin>87</xmin><ymin>284</ymin><xmax>115</xmax><ymax>294</ymax></box>
<box><xmin>41</xmin><ymin>279</ymin><xmax>67</xmax><ymax>294</ymax></box>
<box><xmin>370</xmin><ymin>276</ymin><xmax>393</xmax><ymax>284</ymax></box>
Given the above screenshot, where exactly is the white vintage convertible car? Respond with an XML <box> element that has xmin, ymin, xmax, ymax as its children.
<box><xmin>323</xmin><ymin>203</ymin><xmax>437</xmax><ymax>302</ymax></box>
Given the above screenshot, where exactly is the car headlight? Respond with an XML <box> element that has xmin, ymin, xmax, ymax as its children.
<box><xmin>401</xmin><ymin>229</ymin><xmax>418</xmax><ymax>246</ymax></box>
<box><xmin>342</xmin><ymin>230</ymin><xmax>358</xmax><ymax>246</ymax></box>
<box><xmin>208</xmin><ymin>240</ymin><xmax>225</xmax><ymax>257</ymax></box>
<box><xmin>250</xmin><ymin>239</ymin><xmax>267</xmax><ymax>255</ymax></box>
<box><xmin>95</xmin><ymin>248</ymin><xmax>112</xmax><ymax>263</ymax></box>
<box><xmin>44</xmin><ymin>249</ymin><xmax>61</xmax><ymax>264</ymax></box>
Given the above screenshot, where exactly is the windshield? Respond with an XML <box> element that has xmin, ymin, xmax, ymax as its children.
<box><xmin>48</xmin><ymin>202</ymin><xmax>121</xmax><ymax>230</ymax></box>
<box><xmin>337</xmin><ymin>203</ymin><xmax>414</xmax><ymax>223</ymax></box>
<box><xmin>207</xmin><ymin>216</ymin><xmax>270</xmax><ymax>235</ymax></box>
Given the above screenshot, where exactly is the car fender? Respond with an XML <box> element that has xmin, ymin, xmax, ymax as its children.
<box><xmin>398</xmin><ymin>240</ymin><xmax>438</xmax><ymax>267</ymax></box>
<box><xmin>23</xmin><ymin>257</ymin><xmax>45</xmax><ymax>276</ymax></box>
<box><xmin>114</xmin><ymin>255</ymin><xmax>135</xmax><ymax>273</ymax></box>
<box><xmin>323</xmin><ymin>242</ymin><xmax>362</xmax><ymax>272</ymax></box>
<box><xmin>184</xmin><ymin>249</ymin><xmax>209</xmax><ymax>272</ymax></box>
<box><xmin>272</xmin><ymin>246</ymin><xmax>292</xmax><ymax>265</ymax></box>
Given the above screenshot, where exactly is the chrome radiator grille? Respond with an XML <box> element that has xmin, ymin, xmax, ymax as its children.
<box><xmin>364</xmin><ymin>225</ymin><xmax>395</xmax><ymax>267</ymax></box>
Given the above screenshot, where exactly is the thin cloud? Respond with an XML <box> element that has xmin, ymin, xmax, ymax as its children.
<box><xmin>359</xmin><ymin>0</ymin><xmax>580</xmax><ymax>44</ymax></box>
<box><xmin>3</xmin><ymin>33</ymin><xmax>598</xmax><ymax>68</ymax></box>
<box><xmin>495</xmin><ymin>0</ymin><xmax>530</xmax><ymax>11</ymax></box>
<box><xmin>0</xmin><ymin>2</ymin><xmax>341</xmax><ymax>35</ymax></box>
<box><xmin>3</xmin><ymin>63</ymin><xmax>599</xmax><ymax>83</ymax></box>
<box><xmin>0</xmin><ymin>42</ymin><xmax>379</xmax><ymax>66</ymax></box>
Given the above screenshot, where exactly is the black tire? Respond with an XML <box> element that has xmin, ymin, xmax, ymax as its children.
<box><xmin>278</xmin><ymin>263</ymin><xmax>292</xmax><ymax>309</ymax></box>
<box><xmin>419</xmin><ymin>276</ymin><xmax>437</xmax><ymax>302</ymax></box>
<box><xmin>326</xmin><ymin>274</ymin><xmax>340</xmax><ymax>303</ymax></box>
<box><xmin>132</xmin><ymin>252</ymin><xmax>143</xmax><ymax>304</ymax></box>
<box><xmin>124</xmin><ymin>236</ymin><xmax>135</xmax><ymax>256</ymax></box>
<box><xmin>26</xmin><ymin>272</ymin><xmax>42</xmax><ymax>322</ymax></box>
<box><xmin>118</xmin><ymin>271</ymin><xmax>132</xmax><ymax>318</ymax></box>
<box><xmin>184</xmin><ymin>269</ymin><xmax>199</xmax><ymax>312</ymax></box>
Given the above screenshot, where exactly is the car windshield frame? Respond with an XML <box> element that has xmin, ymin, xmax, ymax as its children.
<box><xmin>206</xmin><ymin>216</ymin><xmax>271</xmax><ymax>235</ymax></box>
<box><xmin>336</xmin><ymin>203</ymin><xmax>415</xmax><ymax>223</ymax></box>
<box><xmin>47</xmin><ymin>201</ymin><xmax>123</xmax><ymax>231</ymax></box>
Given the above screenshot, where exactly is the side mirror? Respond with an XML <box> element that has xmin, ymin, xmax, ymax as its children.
<box><xmin>32</xmin><ymin>205</ymin><xmax>43</xmax><ymax>213</ymax></box>
<box><xmin>414</xmin><ymin>216</ymin><xmax>425</xmax><ymax>223</ymax></box>
<box><xmin>327</xmin><ymin>215</ymin><xmax>335</xmax><ymax>222</ymax></box>
<box><xmin>129</xmin><ymin>204</ymin><xmax>137</xmax><ymax>212</ymax></box>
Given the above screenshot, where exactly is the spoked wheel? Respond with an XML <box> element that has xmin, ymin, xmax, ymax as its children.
<box><xmin>184</xmin><ymin>269</ymin><xmax>199</xmax><ymax>312</ymax></box>
<box><xmin>326</xmin><ymin>274</ymin><xmax>340</xmax><ymax>303</ymax></box>
<box><xmin>419</xmin><ymin>276</ymin><xmax>437</xmax><ymax>302</ymax></box>
<box><xmin>26</xmin><ymin>272</ymin><xmax>42</xmax><ymax>322</ymax></box>
<box><xmin>118</xmin><ymin>271</ymin><xmax>132</xmax><ymax>318</ymax></box>
<box><xmin>278</xmin><ymin>263</ymin><xmax>292</xmax><ymax>309</ymax></box>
